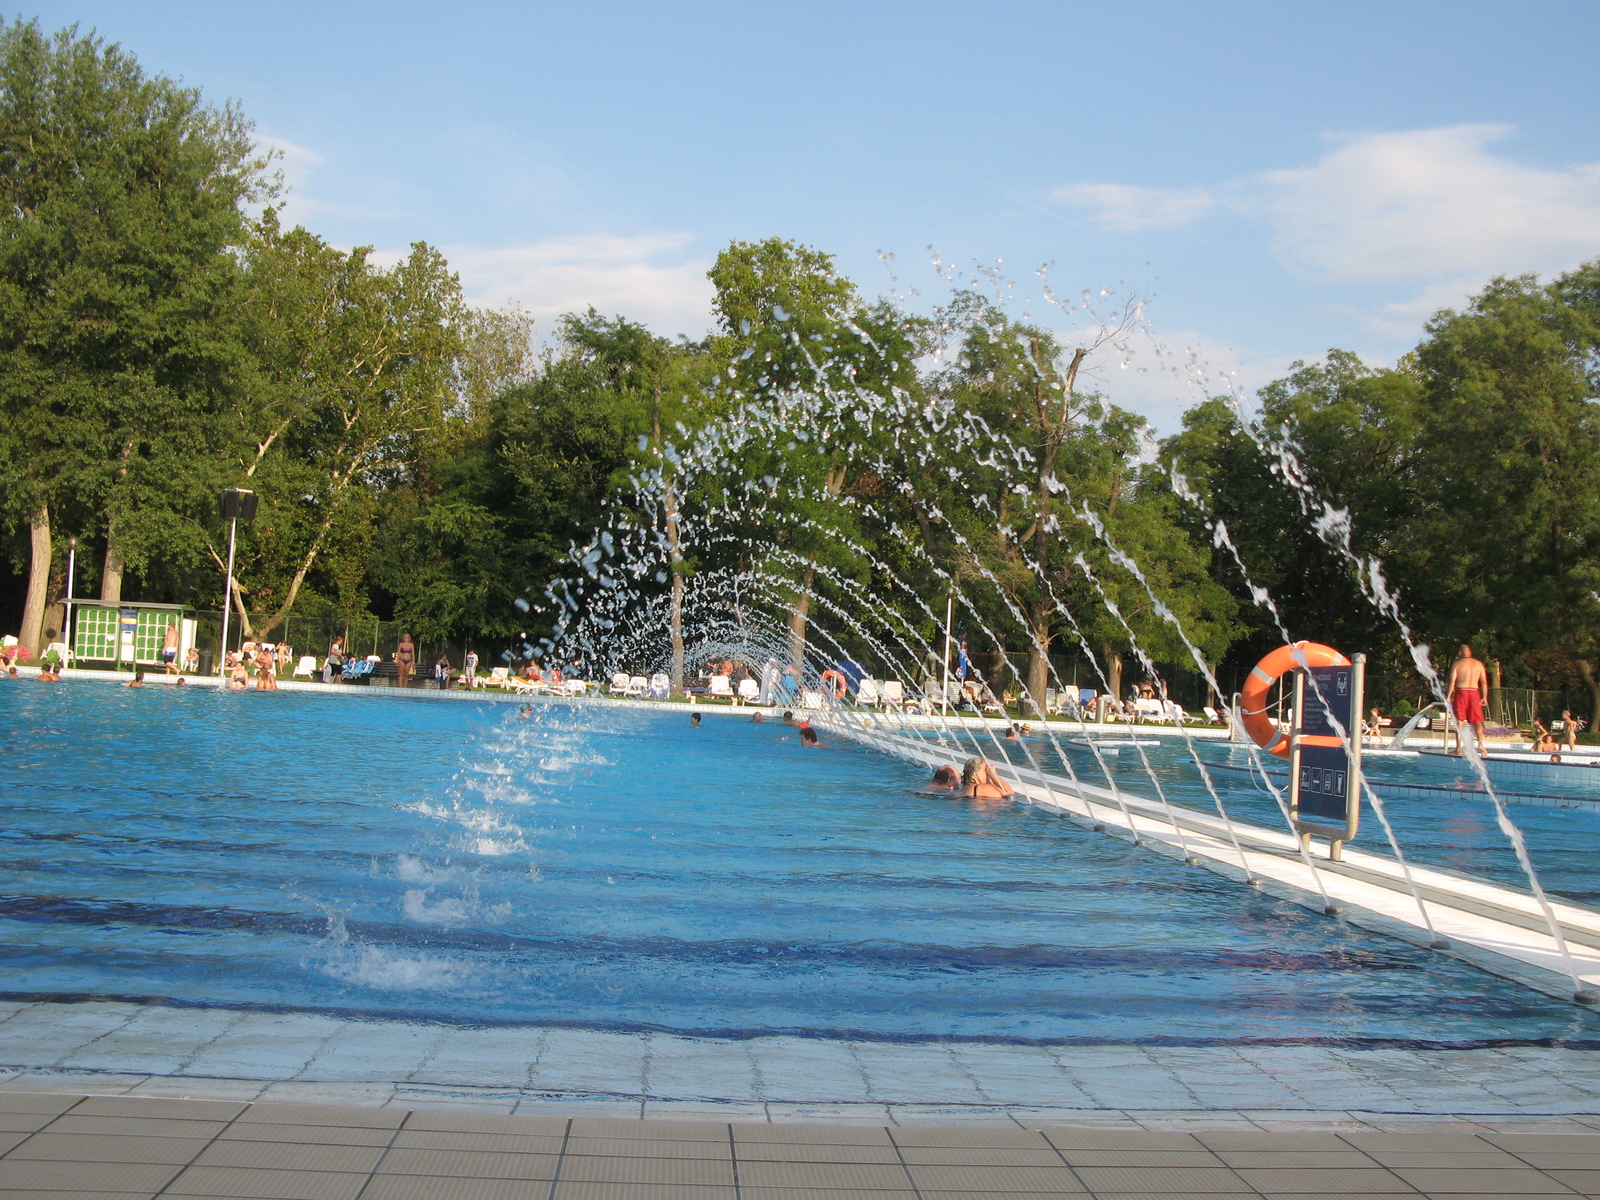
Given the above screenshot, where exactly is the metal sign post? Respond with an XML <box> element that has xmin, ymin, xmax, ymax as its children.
<box><xmin>1289</xmin><ymin>652</ymin><xmax>1365</xmax><ymax>860</ymax></box>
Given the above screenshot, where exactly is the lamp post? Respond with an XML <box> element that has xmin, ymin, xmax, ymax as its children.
<box><xmin>217</xmin><ymin>489</ymin><xmax>257</xmax><ymax>676</ymax></box>
<box><xmin>64</xmin><ymin>537</ymin><xmax>76</xmax><ymax>644</ymax></box>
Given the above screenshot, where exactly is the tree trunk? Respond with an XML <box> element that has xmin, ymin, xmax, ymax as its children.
<box><xmin>1573</xmin><ymin>656</ymin><xmax>1600</xmax><ymax>735</ymax></box>
<box><xmin>20</xmin><ymin>507</ymin><xmax>51</xmax><ymax>656</ymax></box>
<box><xmin>788</xmin><ymin>566</ymin><xmax>815</xmax><ymax>670</ymax></box>
<box><xmin>1103</xmin><ymin>644</ymin><xmax>1124</xmax><ymax>703</ymax></box>
<box><xmin>100</xmin><ymin>533</ymin><xmax>124</xmax><ymax>604</ymax></box>
<box><xmin>1025</xmin><ymin>602</ymin><xmax>1051</xmax><ymax>716</ymax></box>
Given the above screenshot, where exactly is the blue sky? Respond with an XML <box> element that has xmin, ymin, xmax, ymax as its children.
<box><xmin>31</xmin><ymin>1</ymin><xmax>1600</xmax><ymax>430</ymax></box>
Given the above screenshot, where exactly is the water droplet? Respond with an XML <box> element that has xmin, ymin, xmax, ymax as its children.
<box><xmin>513</xmin><ymin>598</ymin><xmax>530</xmax><ymax>613</ymax></box>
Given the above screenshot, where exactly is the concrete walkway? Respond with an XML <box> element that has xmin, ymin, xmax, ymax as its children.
<box><xmin>7</xmin><ymin>1089</ymin><xmax>1600</xmax><ymax>1199</ymax></box>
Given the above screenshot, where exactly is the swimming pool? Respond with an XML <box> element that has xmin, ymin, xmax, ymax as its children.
<box><xmin>1000</xmin><ymin>733</ymin><xmax>1600</xmax><ymax>906</ymax></box>
<box><xmin>2</xmin><ymin>682</ymin><xmax>1597</xmax><ymax>1048</ymax></box>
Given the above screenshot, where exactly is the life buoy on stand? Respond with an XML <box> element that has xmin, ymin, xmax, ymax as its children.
<box><xmin>820</xmin><ymin>669</ymin><xmax>848</xmax><ymax>699</ymax></box>
<box><xmin>1239</xmin><ymin>641</ymin><xmax>1350</xmax><ymax>758</ymax></box>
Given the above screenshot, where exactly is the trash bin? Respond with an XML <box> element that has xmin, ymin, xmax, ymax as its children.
<box><xmin>196</xmin><ymin>648</ymin><xmax>214</xmax><ymax>676</ymax></box>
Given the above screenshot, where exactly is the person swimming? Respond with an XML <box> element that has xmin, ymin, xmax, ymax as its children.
<box><xmin>691</xmin><ymin>712</ymin><xmax>702</xmax><ymax>727</ymax></box>
<box><xmin>961</xmin><ymin>757</ymin><xmax>1014</xmax><ymax>801</ymax></box>
<box><xmin>750</xmin><ymin>712</ymin><xmax>765</xmax><ymax>723</ymax></box>
<box><xmin>927</xmin><ymin>765</ymin><xmax>960</xmax><ymax>792</ymax></box>
<box><xmin>799</xmin><ymin>725</ymin><xmax>826</xmax><ymax>748</ymax></box>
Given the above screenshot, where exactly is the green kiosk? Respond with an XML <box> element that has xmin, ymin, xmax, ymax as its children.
<box><xmin>70</xmin><ymin>601</ymin><xmax>197</xmax><ymax>670</ymax></box>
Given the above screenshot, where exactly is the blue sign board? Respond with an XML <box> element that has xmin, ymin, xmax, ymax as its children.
<box><xmin>1297</xmin><ymin>665</ymin><xmax>1354</xmax><ymax>826</ymax></box>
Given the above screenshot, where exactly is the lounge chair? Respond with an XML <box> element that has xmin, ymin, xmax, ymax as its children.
<box><xmin>801</xmin><ymin>689</ymin><xmax>824</xmax><ymax>710</ymax></box>
<box><xmin>879</xmin><ymin>680</ymin><xmax>905</xmax><ymax>709</ymax></box>
<box><xmin>708</xmin><ymin>675</ymin><xmax>735</xmax><ymax>702</ymax></box>
<box><xmin>737</xmin><ymin>678</ymin><xmax>760</xmax><ymax>704</ymax></box>
<box><xmin>562</xmin><ymin>679</ymin><xmax>587</xmax><ymax>696</ymax></box>
<box><xmin>648</xmin><ymin>673</ymin><xmax>670</xmax><ymax>700</ymax></box>
<box><xmin>608</xmin><ymin>672</ymin><xmax>632</xmax><ymax>696</ymax></box>
<box><xmin>627</xmin><ymin>675</ymin><xmax>648</xmax><ymax>697</ymax></box>
<box><xmin>1203</xmin><ymin>705</ymin><xmax>1221</xmax><ymax>725</ymax></box>
<box><xmin>486</xmin><ymin>666</ymin><xmax>513</xmax><ymax>690</ymax></box>
<box><xmin>293</xmin><ymin>655</ymin><xmax>317</xmax><ymax>679</ymax></box>
<box><xmin>857</xmin><ymin>678</ymin><xmax>881</xmax><ymax>707</ymax></box>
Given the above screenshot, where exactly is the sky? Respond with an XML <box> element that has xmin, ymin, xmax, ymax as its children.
<box><xmin>29</xmin><ymin>1</ymin><xmax>1600</xmax><ymax>431</ymax></box>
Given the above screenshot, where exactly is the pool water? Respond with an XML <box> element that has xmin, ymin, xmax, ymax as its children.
<box><xmin>1003</xmin><ymin>733</ymin><xmax>1600</xmax><ymax>906</ymax></box>
<box><xmin>2</xmin><ymin>682</ymin><xmax>1598</xmax><ymax>1047</ymax></box>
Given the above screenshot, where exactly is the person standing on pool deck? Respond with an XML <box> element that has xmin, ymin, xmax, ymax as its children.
<box><xmin>162</xmin><ymin>622</ymin><xmax>180</xmax><ymax>674</ymax></box>
<box><xmin>255</xmin><ymin>643</ymin><xmax>278</xmax><ymax>690</ymax></box>
<box><xmin>1447</xmin><ymin>644</ymin><xmax>1489</xmax><ymax>757</ymax></box>
<box><xmin>394</xmin><ymin>633</ymin><xmax>416</xmax><ymax>688</ymax></box>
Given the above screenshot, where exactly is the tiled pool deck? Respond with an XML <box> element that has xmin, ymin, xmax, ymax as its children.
<box><xmin>8</xmin><ymin>1089</ymin><xmax>1600</xmax><ymax>1199</ymax></box>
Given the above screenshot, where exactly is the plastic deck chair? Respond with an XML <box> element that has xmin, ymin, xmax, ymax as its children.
<box><xmin>292</xmin><ymin>655</ymin><xmax>317</xmax><ymax>679</ymax></box>
<box><xmin>801</xmin><ymin>689</ymin><xmax>824</xmax><ymax>710</ymax></box>
<box><xmin>856</xmin><ymin>678</ymin><xmax>881</xmax><ymax>707</ymax></box>
<box><xmin>648</xmin><ymin>673</ymin><xmax>670</xmax><ymax>699</ymax></box>
<box><xmin>608</xmin><ymin>672</ymin><xmax>632</xmax><ymax>695</ymax></box>
<box><xmin>626</xmin><ymin>676</ymin><xmax>648</xmax><ymax>696</ymax></box>
<box><xmin>737</xmin><ymin>678</ymin><xmax>760</xmax><ymax>704</ymax></box>
<box><xmin>708</xmin><ymin>675</ymin><xmax>734</xmax><ymax>700</ymax></box>
<box><xmin>879</xmin><ymin>680</ymin><xmax>905</xmax><ymax>709</ymax></box>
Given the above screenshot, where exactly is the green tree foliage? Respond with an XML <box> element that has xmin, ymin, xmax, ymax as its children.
<box><xmin>0</xmin><ymin>18</ymin><xmax>268</xmax><ymax>649</ymax></box>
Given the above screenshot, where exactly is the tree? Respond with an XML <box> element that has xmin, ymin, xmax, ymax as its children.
<box><xmin>0</xmin><ymin>19</ymin><xmax>267</xmax><ymax>652</ymax></box>
<box><xmin>1406</xmin><ymin>266</ymin><xmax>1600</xmax><ymax>721</ymax></box>
<box><xmin>218</xmin><ymin>213</ymin><xmax>465</xmax><ymax>638</ymax></box>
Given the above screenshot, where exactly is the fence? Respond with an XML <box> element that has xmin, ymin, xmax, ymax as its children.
<box><xmin>184</xmin><ymin>607</ymin><xmax>510</xmax><ymax>677</ymax></box>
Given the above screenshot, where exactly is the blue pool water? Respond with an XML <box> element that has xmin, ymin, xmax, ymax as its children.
<box><xmin>1003</xmin><ymin>734</ymin><xmax>1600</xmax><ymax>906</ymax></box>
<box><xmin>3</xmin><ymin>681</ymin><xmax>1599</xmax><ymax>1047</ymax></box>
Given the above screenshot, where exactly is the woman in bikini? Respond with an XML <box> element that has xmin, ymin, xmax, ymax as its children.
<box><xmin>961</xmin><ymin>757</ymin><xmax>1014</xmax><ymax>801</ymax></box>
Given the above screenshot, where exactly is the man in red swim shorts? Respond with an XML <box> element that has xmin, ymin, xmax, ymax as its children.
<box><xmin>1447</xmin><ymin>644</ymin><xmax>1489</xmax><ymax>757</ymax></box>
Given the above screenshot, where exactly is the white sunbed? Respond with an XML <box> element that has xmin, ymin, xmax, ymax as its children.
<box><xmin>608</xmin><ymin>672</ymin><xmax>632</xmax><ymax>696</ymax></box>
<box><xmin>708</xmin><ymin>675</ymin><xmax>735</xmax><ymax>701</ymax></box>
<box><xmin>648</xmin><ymin>673</ymin><xmax>670</xmax><ymax>700</ymax></box>
<box><xmin>801</xmin><ymin>689</ymin><xmax>824</xmax><ymax>710</ymax></box>
<box><xmin>626</xmin><ymin>675</ymin><xmax>648</xmax><ymax>697</ymax></box>
<box><xmin>292</xmin><ymin>655</ymin><xmax>317</xmax><ymax>679</ymax></box>
<box><xmin>487</xmin><ymin>667</ymin><xmax>512</xmax><ymax>690</ymax></box>
<box><xmin>737</xmin><ymin>678</ymin><xmax>760</xmax><ymax>704</ymax></box>
<box><xmin>879</xmin><ymin>680</ymin><xmax>905</xmax><ymax>709</ymax></box>
<box><xmin>857</xmin><ymin>678</ymin><xmax>881</xmax><ymax>707</ymax></box>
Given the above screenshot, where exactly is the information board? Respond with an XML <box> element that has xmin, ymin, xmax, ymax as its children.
<box><xmin>1289</xmin><ymin>656</ymin><xmax>1364</xmax><ymax>847</ymax></box>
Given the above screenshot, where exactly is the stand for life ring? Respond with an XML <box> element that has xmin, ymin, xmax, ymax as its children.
<box><xmin>1288</xmin><ymin>653</ymin><xmax>1365</xmax><ymax>861</ymax></box>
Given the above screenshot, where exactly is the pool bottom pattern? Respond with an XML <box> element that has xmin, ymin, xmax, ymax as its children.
<box><xmin>7</xmin><ymin>998</ymin><xmax>1600</xmax><ymax>1116</ymax></box>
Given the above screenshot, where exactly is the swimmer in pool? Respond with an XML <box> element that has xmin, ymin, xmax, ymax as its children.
<box><xmin>782</xmin><ymin>711</ymin><xmax>795</xmax><ymax>725</ymax></box>
<box><xmin>691</xmin><ymin>712</ymin><xmax>702</xmax><ymax>727</ymax></box>
<box><xmin>750</xmin><ymin>712</ymin><xmax>765</xmax><ymax>723</ymax></box>
<box><xmin>927</xmin><ymin>765</ymin><xmax>960</xmax><ymax>792</ymax></box>
<box><xmin>961</xmin><ymin>757</ymin><xmax>1014</xmax><ymax>801</ymax></box>
<box><xmin>799</xmin><ymin>725</ymin><xmax>826</xmax><ymax>748</ymax></box>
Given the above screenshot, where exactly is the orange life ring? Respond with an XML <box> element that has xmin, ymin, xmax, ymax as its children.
<box><xmin>1239</xmin><ymin>641</ymin><xmax>1350</xmax><ymax>758</ymax></box>
<box><xmin>820</xmin><ymin>669</ymin><xmax>847</xmax><ymax>698</ymax></box>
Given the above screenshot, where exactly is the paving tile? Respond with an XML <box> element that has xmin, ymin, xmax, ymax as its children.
<box><xmin>405</xmin><ymin>1110</ymin><xmax>567</xmax><ymax>1135</ymax></box>
<box><xmin>739</xmin><ymin>1191</ymin><xmax>909</xmax><ymax>1200</ymax></box>
<box><xmin>641</xmin><ymin>1035</ymin><xmax>762</xmax><ymax>1103</ymax></box>
<box><xmin>72</xmin><ymin>1095</ymin><xmax>247</xmax><ymax>1121</ymax></box>
<box><xmin>1541</xmin><ymin>1169</ymin><xmax>1600</xmax><ymax>1191</ymax></box>
<box><xmin>165</xmin><ymin>1163</ymin><xmax>367</xmax><ymax>1199</ymax></box>
<box><xmin>1199</xmin><ymin>1131</ymin><xmax>1362</xmax><ymax>1151</ymax></box>
<box><xmin>234</xmin><ymin>1102</ymin><xmax>406</xmax><ymax>1129</ymax></box>
<box><xmin>0</xmin><ymin>1092</ymin><xmax>81</xmax><ymax>1114</ymax></box>
<box><xmin>908</xmin><ymin>1163</ymin><xmax>1089</xmax><ymax>1192</ymax></box>
<box><xmin>1391</xmin><ymin>1165</ymin><xmax>1575</xmax><ymax>1193</ymax></box>
<box><xmin>1059</xmin><ymin>1149</ymin><xmax>1223</xmax><ymax>1167</ymax></box>
<box><xmin>1038</xmin><ymin>1129</ymin><xmax>1206</xmax><ymax>1150</ymax></box>
<box><xmin>557</xmin><ymin>1154</ymin><xmax>735</xmax><ymax>1185</ymax></box>
<box><xmin>1215</xmin><ymin>1149</ymin><xmax>1385</xmax><ymax>1168</ymax></box>
<box><xmin>1082</xmin><ymin>1194</ymin><xmax>1258</xmax><ymax>1200</ymax></box>
<box><xmin>390</xmin><ymin>1129</ymin><xmax>564</xmax><ymax>1153</ymax></box>
<box><xmin>0</xmin><ymin>1158</ymin><xmax>183</xmax><ymax>1192</ymax></box>
<box><xmin>1489</xmin><ymin>1134</ymin><xmax>1600</xmax><ymax>1152</ymax></box>
<box><xmin>1341</xmin><ymin>1132</ymin><xmax>1497</xmax><ymax>1152</ymax></box>
<box><xmin>192</xmin><ymin>1139</ymin><xmax>384</xmax><ymax>1173</ymax></box>
<box><xmin>1233</xmin><ymin>1165</ymin><xmax>1421</xmax><ymax>1192</ymax></box>
<box><xmin>570</xmin><ymin>1116</ymin><xmax>726</xmax><ymax>1140</ymax></box>
<box><xmin>733</xmin><ymin>1122</ymin><xmax>894</xmax><ymax>1145</ymax></box>
<box><xmin>735</xmin><ymin>1140</ymin><xmax>901</xmax><ymax>1164</ymax></box>
<box><xmin>5</xmin><ymin>1130</ymin><xmax>210</xmax><ymax>1163</ymax></box>
<box><xmin>893</xmin><ymin>1144</ymin><xmax>1066</xmax><ymax>1167</ymax></box>
<box><xmin>363</xmin><ymin>1176</ymin><xmax>549</xmax><ymax>1200</ymax></box>
<box><xmin>1363</xmin><ymin>1149</ymin><xmax>1526</xmax><ymax>1167</ymax></box>
<box><xmin>220</xmin><ymin>1122</ymin><xmax>395</xmax><ymax>1147</ymax></box>
<box><xmin>757</xmin><ymin>1103</ymin><xmax>892</xmax><ymax>1126</ymax></box>
<box><xmin>554</xmin><ymin>1184</ymin><xmax>737</xmax><ymax>1200</ymax></box>
<box><xmin>376</xmin><ymin>1148</ymin><xmax>559</xmax><ymax>1179</ymax></box>
<box><xmin>736</xmin><ymin>1159</ymin><xmax>914</xmax><ymax>1189</ymax></box>
<box><xmin>890</xmin><ymin>1125</ymin><xmax>1049</xmax><ymax>1148</ymax></box>
<box><xmin>744</xmin><ymin>1037</ymin><xmax>875</xmax><ymax>1103</ymax></box>
<box><xmin>45</xmin><ymin>1114</ymin><xmax>230</xmax><ymax>1138</ymax></box>
<box><xmin>1518</xmin><ymin>1155</ymin><xmax>1600</xmax><ymax>1170</ymax></box>
<box><xmin>564</xmin><ymin>1136</ymin><xmax>730</xmax><ymax>1160</ymax></box>
<box><xmin>0</xmin><ymin>1192</ymin><xmax>159</xmax><ymax>1200</ymax></box>
<box><xmin>0</xmin><ymin>1129</ymin><xmax>29</xmax><ymax>1153</ymax></box>
<box><xmin>1075</xmin><ymin>1164</ymin><xmax>1257</xmax><ymax>1192</ymax></box>
<box><xmin>0</xmin><ymin>1110</ymin><xmax>66</xmax><ymax>1133</ymax></box>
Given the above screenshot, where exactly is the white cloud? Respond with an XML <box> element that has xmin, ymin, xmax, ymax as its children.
<box><xmin>256</xmin><ymin>133</ymin><xmax>328</xmax><ymax>225</ymax></box>
<box><xmin>1052</xmin><ymin>124</ymin><xmax>1600</xmax><ymax>289</ymax></box>
<box><xmin>443</xmin><ymin>233</ymin><xmax>716</xmax><ymax>339</ymax></box>
<box><xmin>1048</xmin><ymin>182</ymin><xmax>1216</xmax><ymax>232</ymax></box>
